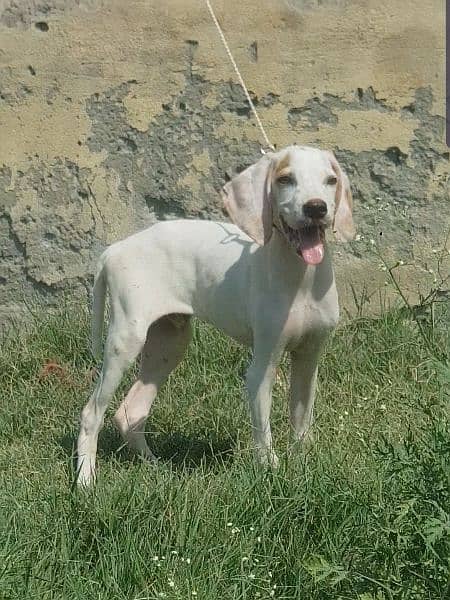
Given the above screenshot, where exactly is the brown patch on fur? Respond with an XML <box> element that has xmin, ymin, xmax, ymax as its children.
<box><xmin>273</xmin><ymin>152</ymin><xmax>291</xmax><ymax>179</ymax></box>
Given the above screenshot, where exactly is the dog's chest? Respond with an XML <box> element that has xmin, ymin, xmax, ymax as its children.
<box><xmin>283</xmin><ymin>293</ymin><xmax>339</xmax><ymax>348</ymax></box>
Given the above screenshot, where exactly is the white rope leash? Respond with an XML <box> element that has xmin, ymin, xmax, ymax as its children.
<box><xmin>205</xmin><ymin>0</ymin><xmax>275</xmax><ymax>153</ymax></box>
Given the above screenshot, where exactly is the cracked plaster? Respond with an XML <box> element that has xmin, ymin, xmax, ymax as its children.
<box><xmin>0</xmin><ymin>0</ymin><xmax>448</xmax><ymax>325</ymax></box>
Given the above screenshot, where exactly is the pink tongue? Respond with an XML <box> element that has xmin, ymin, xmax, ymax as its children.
<box><xmin>298</xmin><ymin>227</ymin><xmax>324</xmax><ymax>265</ymax></box>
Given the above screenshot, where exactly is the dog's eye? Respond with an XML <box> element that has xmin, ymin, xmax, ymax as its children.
<box><xmin>326</xmin><ymin>175</ymin><xmax>337</xmax><ymax>186</ymax></box>
<box><xmin>277</xmin><ymin>175</ymin><xmax>295</xmax><ymax>186</ymax></box>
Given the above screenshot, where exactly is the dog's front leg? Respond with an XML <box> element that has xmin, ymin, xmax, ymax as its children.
<box><xmin>246</xmin><ymin>349</ymin><xmax>280</xmax><ymax>468</ymax></box>
<box><xmin>289</xmin><ymin>335</ymin><xmax>328</xmax><ymax>445</ymax></box>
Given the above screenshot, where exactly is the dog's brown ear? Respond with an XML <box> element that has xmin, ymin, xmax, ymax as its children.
<box><xmin>325</xmin><ymin>151</ymin><xmax>356</xmax><ymax>242</ymax></box>
<box><xmin>221</xmin><ymin>154</ymin><xmax>274</xmax><ymax>245</ymax></box>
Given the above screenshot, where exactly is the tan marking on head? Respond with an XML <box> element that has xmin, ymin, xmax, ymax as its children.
<box><xmin>273</xmin><ymin>152</ymin><xmax>291</xmax><ymax>179</ymax></box>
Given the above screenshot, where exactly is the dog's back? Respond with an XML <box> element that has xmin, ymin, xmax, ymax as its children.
<box><xmin>91</xmin><ymin>219</ymin><xmax>257</xmax><ymax>357</ymax></box>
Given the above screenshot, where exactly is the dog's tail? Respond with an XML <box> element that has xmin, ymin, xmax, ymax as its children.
<box><xmin>91</xmin><ymin>256</ymin><xmax>107</xmax><ymax>360</ymax></box>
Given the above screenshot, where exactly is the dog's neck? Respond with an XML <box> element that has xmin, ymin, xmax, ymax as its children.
<box><xmin>259</xmin><ymin>227</ymin><xmax>334</xmax><ymax>299</ymax></box>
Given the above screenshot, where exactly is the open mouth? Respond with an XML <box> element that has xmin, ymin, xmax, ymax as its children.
<box><xmin>280</xmin><ymin>217</ymin><xmax>326</xmax><ymax>265</ymax></box>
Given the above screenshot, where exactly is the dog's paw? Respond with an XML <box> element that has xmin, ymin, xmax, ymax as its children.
<box><xmin>255</xmin><ymin>448</ymin><xmax>279</xmax><ymax>469</ymax></box>
<box><xmin>76</xmin><ymin>460</ymin><xmax>96</xmax><ymax>488</ymax></box>
<box><xmin>293</xmin><ymin>427</ymin><xmax>314</xmax><ymax>453</ymax></box>
<box><xmin>138</xmin><ymin>448</ymin><xmax>159</xmax><ymax>463</ymax></box>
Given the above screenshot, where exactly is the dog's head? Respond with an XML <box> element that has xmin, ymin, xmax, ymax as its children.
<box><xmin>222</xmin><ymin>145</ymin><xmax>355</xmax><ymax>265</ymax></box>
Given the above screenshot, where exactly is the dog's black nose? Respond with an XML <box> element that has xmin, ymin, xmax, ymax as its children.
<box><xmin>303</xmin><ymin>199</ymin><xmax>327</xmax><ymax>219</ymax></box>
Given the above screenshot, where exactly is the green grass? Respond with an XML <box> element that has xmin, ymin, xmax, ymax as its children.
<box><xmin>0</xmin><ymin>298</ymin><xmax>449</xmax><ymax>600</ymax></box>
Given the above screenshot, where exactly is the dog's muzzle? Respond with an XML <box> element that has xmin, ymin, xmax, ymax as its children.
<box><xmin>280</xmin><ymin>215</ymin><xmax>328</xmax><ymax>266</ymax></box>
<box><xmin>303</xmin><ymin>198</ymin><xmax>328</xmax><ymax>220</ymax></box>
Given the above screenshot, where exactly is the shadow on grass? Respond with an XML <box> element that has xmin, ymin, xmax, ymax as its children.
<box><xmin>152</xmin><ymin>431</ymin><xmax>235</xmax><ymax>469</ymax></box>
<box><xmin>58</xmin><ymin>426</ymin><xmax>235</xmax><ymax>474</ymax></box>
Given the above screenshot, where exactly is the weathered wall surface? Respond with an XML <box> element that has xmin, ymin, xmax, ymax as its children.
<box><xmin>0</xmin><ymin>0</ymin><xmax>448</xmax><ymax>325</ymax></box>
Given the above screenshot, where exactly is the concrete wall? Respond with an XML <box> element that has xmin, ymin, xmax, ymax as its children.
<box><xmin>0</xmin><ymin>0</ymin><xmax>448</xmax><ymax>325</ymax></box>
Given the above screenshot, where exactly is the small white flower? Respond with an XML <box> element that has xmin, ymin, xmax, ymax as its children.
<box><xmin>370</xmin><ymin>238</ymin><xmax>375</xmax><ymax>245</ymax></box>
<box><xmin>344</xmin><ymin>410</ymin><xmax>349</xmax><ymax>416</ymax></box>
<box><xmin>227</xmin><ymin>522</ymin><xmax>233</xmax><ymax>527</ymax></box>
<box><xmin>152</xmin><ymin>556</ymin><xmax>159</xmax><ymax>561</ymax></box>
<box><xmin>249</xmin><ymin>526</ymin><xmax>255</xmax><ymax>531</ymax></box>
<box><xmin>380</xmin><ymin>403</ymin><xmax>386</xmax><ymax>411</ymax></box>
<box><xmin>270</xmin><ymin>591</ymin><xmax>275</xmax><ymax>597</ymax></box>
<box><xmin>171</xmin><ymin>550</ymin><xmax>178</xmax><ymax>555</ymax></box>
<box><xmin>168</xmin><ymin>579</ymin><xmax>175</xmax><ymax>588</ymax></box>
<box><xmin>398</xmin><ymin>260</ymin><xmax>404</xmax><ymax>266</ymax></box>
<box><xmin>268</xmin><ymin>571</ymin><xmax>273</xmax><ymax>578</ymax></box>
<box><xmin>242</xmin><ymin>556</ymin><xmax>249</xmax><ymax>562</ymax></box>
<box><xmin>355</xmin><ymin>234</ymin><xmax>361</xmax><ymax>242</ymax></box>
<box><xmin>256</xmin><ymin>537</ymin><xmax>261</xmax><ymax>543</ymax></box>
<box><xmin>231</xmin><ymin>527</ymin><xmax>240</xmax><ymax>534</ymax></box>
<box><xmin>249</xmin><ymin>573</ymin><xmax>256</xmax><ymax>579</ymax></box>
<box><xmin>186</xmin><ymin>558</ymin><xmax>191</xmax><ymax>565</ymax></box>
<box><xmin>356</xmin><ymin>403</ymin><xmax>362</xmax><ymax>408</ymax></box>
<box><xmin>192</xmin><ymin>591</ymin><xmax>197</xmax><ymax>597</ymax></box>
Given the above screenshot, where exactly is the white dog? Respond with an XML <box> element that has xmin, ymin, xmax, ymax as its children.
<box><xmin>76</xmin><ymin>145</ymin><xmax>355</xmax><ymax>485</ymax></box>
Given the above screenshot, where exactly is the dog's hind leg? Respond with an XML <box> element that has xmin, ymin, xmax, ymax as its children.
<box><xmin>113</xmin><ymin>314</ymin><xmax>192</xmax><ymax>460</ymax></box>
<box><xmin>77</xmin><ymin>315</ymin><xmax>148</xmax><ymax>486</ymax></box>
